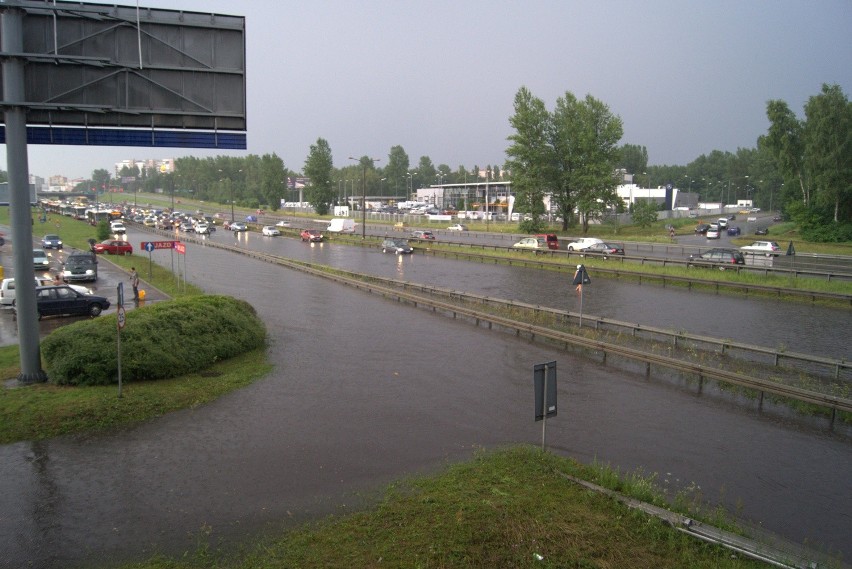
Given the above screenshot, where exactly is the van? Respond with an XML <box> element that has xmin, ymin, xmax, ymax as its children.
<box><xmin>327</xmin><ymin>218</ymin><xmax>355</xmax><ymax>233</ymax></box>
<box><xmin>535</xmin><ymin>234</ymin><xmax>559</xmax><ymax>250</ymax></box>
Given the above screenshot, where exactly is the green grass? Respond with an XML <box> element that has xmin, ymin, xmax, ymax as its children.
<box><xmin>115</xmin><ymin>447</ymin><xmax>770</xmax><ymax>569</ymax></box>
<box><xmin>0</xmin><ymin>346</ymin><xmax>270</xmax><ymax>443</ymax></box>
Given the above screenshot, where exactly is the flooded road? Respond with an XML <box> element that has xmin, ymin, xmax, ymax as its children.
<box><xmin>0</xmin><ymin>228</ymin><xmax>850</xmax><ymax>568</ymax></box>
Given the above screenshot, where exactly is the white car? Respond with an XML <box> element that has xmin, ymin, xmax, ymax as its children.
<box><xmin>194</xmin><ymin>222</ymin><xmax>211</xmax><ymax>235</ymax></box>
<box><xmin>1</xmin><ymin>277</ymin><xmax>91</xmax><ymax>306</ymax></box>
<box><xmin>230</xmin><ymin>222</ymin><xmax>248</xmax><ymax>231</ymax></box>
<box><xmin>706</xmin><ymin>224</ymin><xmax>720</xmax><ymax>239</ymax></box>
<box><xmin>512</xmin><ymin>237</ymin><xmax>547</xmax><ymax>250</ymax></box>
<box><xmin>740</xmin><ymin>240</ymin><xmax>781</xmax><ymax>256</ymax></box>
<box><xmin>110</xmin><ymin>222</ymin><xmax>127</xmax><ymax>235</ymax></box>
<box><xmin>565</xmin><ymin>237</ymin><xmax>604</xmax><ymax>251</ymax></box>
<box><xmin>447</xmin><ymin>224</ymin><xmax>468</xmax><ymax>231</ymax></box>
<box><xmin>261</xmin><ymin>225</ymin><xmax>281</xmax><ymax>236</ymax></box>
<box><xmin>275</xmin><ymin>220</ymin><xmax>291</xmax><ymax>228</ymax></box>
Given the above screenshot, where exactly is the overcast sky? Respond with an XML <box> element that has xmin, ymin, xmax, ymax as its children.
<box><xmin>4</xmin><ymin>0</ymin><xmax>851</xmax><ymax>181</ymax></box>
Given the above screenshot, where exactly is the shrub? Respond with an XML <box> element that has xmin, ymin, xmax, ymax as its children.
<box><xmin>41</xmin><ymin>295</ymin><xmax>267</xmax><ymax>386</ymax></box>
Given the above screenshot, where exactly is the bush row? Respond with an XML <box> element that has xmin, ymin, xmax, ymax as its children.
<box><xmin>41</xmin><ymin>295</ymin><xmax>267</xmax><ymax>385</ymax></box>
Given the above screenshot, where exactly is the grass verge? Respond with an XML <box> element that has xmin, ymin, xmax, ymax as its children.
<box><xmin>0</xmin><ymin>346</ymin><xmax>270</xmax><ymax>444</ymax></box>
<box><xmin>115</xmin><ymin>447</ymin><xmax>770</xmax><ymax>569</ymax></box>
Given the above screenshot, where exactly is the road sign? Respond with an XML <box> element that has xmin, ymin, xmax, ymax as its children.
<box><xmin>534</xmin><ymin>362</ymin><xmax>557</xmax><ymax>421</ymax></box>
<box><xmin>175</xmin><ymin>242</ymin><xmax>186</xmax><ymax>255</ymax></box>
<box><xmin>117</xmin><ymin>306</ymin><xmax>126</xmax><ymax>329</ymax></box>
<box><xmin>141</xmin><ymin>240</ymin><xmax>176</xmax><ymax>252</ymax></box>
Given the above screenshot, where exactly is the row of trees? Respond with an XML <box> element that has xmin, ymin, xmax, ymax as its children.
<box><xmin>10</xmin><ymin>83</ymin><xmax>844</xmax><ymax>239</ymax></box>
<box><xmin>617</xmin><ymin>83</ymin><xmax>850</xmax><ymax>241</ymax></box>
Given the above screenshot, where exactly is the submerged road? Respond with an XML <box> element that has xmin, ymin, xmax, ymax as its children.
<box><xmin>0</xmin><ymin>227</ymin><xmax>849</xmax><ymax>568</ymax></box>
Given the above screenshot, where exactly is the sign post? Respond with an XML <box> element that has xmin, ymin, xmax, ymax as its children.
<box><xmin>534</xmin><ymin>361</ymin><xmax>557</xmax><ymax>452</ymax></box>
<box><xmin>572</xmin><ymin>264</ymin><xmax>591</xmax><ymax>327</ymax></box>
<box><xmin>116</xmin><ymin>283</ymin><xmax>125</xmax><ymax>398</ymax></box>
<box><xmin>175</xmin><ymin>242</ymin><xmax>186</xmax><ymax>293</ymax></box>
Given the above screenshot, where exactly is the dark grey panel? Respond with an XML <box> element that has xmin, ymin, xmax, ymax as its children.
<box><xmin>0</xmin><ymin>0</ymin><xmax>246</xmax><ymax>131</ymax></box>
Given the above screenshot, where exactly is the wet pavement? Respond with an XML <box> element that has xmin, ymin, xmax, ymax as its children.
<box><xmin>0</xmin><ymin>227</ymin><xmax>850</xmax><ymax>568</ymax></box>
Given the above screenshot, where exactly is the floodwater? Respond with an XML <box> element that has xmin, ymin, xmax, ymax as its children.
<box><xmin>0</xmin><ymin>229</ymin><xmax>849</xmax><ymax>568</ymax></box>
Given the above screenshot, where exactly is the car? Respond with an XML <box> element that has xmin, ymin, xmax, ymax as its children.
<box><xmin>275</xmin><ymin>220</ymin><xmax>292</xmax><ymax>228</ymax></box>
<box><xmin>62</xmin><ymin>252</ymin><xmax>98</xmax><ymax>282</ymax></box>
<box><xmin>740</xmin><ymin>240</ymin><xmax>781</xmax><ymax>256</ymax></box>
<box><xmin>194</xmin><ymin>222</ymin><xmax>211</xmax><ymax>235</ymax></box>
<box><xmin>93</xmin><ymin>239</ymin><xmax>133</xmax><ymax>255</ymax></box>
<box><xmin>381</xmin><ymin>238</ymin><xmax>413</xmax><ymax>254</ymax></box>
<box><xmin>755</xmin><ymin>227</ymin><xmax>769</xmax><ymax>236</ymax></box>
<box><xmin>512</xmin><ymin>237</ymin><xmax>548</xmax><ymax>250</ymax></box>
<box><xmin>694</xmin><ymin>223</ymin><xmax>711</xmax><ymax>234</ymax></box>
<box><xmin>300</xmin><ymin>229</ymin><xmax>323</xmax><ymax>242</ymax></box>
<box><xmin>687</xmin><ymin>248</ymin><xmax>745</xmax><ymax>269</ymax></box>
<box><xmin>728</xmin><ymin>214</ymin><xmax>736</xmax><ymax>220</ymax></box>
<box><xmin>179</xmin><ymin>221</ymin><xmax>194</xmax><ymax>232</ymax></box>
<box><xmin>582</xmin><ymin>242</ymin><xmax>625</xmax><ymax>259</ymax></box>
<box><xmin>772</xmin><ymin>215</ymin><xmax>783</xmax><ymax>222</ymax></box>
<box><xmin>566</xmin><ymin>237</ymin><xmax>604</xmax><ymax>251</ymax></box>
<box><xmin>447</xmin><ymin>224</ymin><xmax>468</xmax><ymax>231</ymax></box>
<box><xmin>1</xmin><ymin>277</ymin><xmax>91</xmax><ymax>306</ymax></box>
<box><xmin>535</xmin><ymin>234</ymin><xmax>559</xmax><ymax>250</ymax></box>
<box><xmin>706</xmin><ymin>224</ymin><xmax>720</xmax><ymax>239</ymax></box>
<box><xmin>726</xmin><ymin>226</ymin><xmax>741</xmax><ymax>236</ymax></box>
<box><xmin>688</xmin><ymin>211</ymin><xmax>699</xmax><ymax>218</ymax></box>
<box><xmin>230</xmin><ymin>221</ymin><xmax>248</xmax><ymax>232</ymax></box>
<box><xmin>25</xmin><ymin>285</ymin><xmax>110</xmax><ymax>319</ymax></box>
<box><xmin>261</xmin><ymin>225</ymin><xmax>281</xmax><ymax>236</ymax></box>
<box><xmin>410</xmin><ymin>230</ymin><xmax>436</xmax><ymax>240</ymax></box>
<box><xmin>717</xmin><ymin>218</ymin><xmax>729</xmax><ymax>229</ymax></box>
<box><xmin>41</xmin><ymin>234</ymin><xmax>63</xmax><ymax>249</ymax></box>
<box><xmin>110</xmin><ymin>221</ymin><xmax>127</xmax><ymax>235</ymax></box>
<box><xmin>143</xmin><ymin>217</ymin><xmax>157</xmax><ymax>227</ymax></box>
<box><xmin>33</xmin><ymin>249</ymin><xmax>50</xmax><ymax>270</ymax></box>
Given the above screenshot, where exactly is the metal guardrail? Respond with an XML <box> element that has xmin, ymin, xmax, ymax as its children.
<box><xmin>405</xmin><ymin>245</ymin><xmax>852</xmax><ymax>304</ymax></box>
<box><xmin>159</xmin><ymin>227</ymin><xmax>852</xmax><ymax>426</ymax></box>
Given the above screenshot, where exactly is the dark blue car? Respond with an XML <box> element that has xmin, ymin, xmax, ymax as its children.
<box><xmin>727</xmin><ymin>226</ymin><xmax>741</xmax><ymax>236</ymax></box>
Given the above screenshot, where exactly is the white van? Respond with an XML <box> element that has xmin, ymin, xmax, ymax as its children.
<box><xmin>327</xmin><ymin>218</ymin><xmax>355</xmax><ymax>233</ymax></box>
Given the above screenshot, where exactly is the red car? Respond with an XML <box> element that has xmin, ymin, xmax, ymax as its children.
<box><xmin>300</xmin><ymin>229</ymin><xmax>323</xmax><ymax>242</ymax></box>
<box><xmin>93</xmin><ymin>239</ymin><xmax>133</xmax><ymax>255</ymax></box>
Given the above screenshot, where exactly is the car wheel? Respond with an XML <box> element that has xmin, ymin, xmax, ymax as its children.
<box><xmin>568</xmin><ymin>246</ymin><xmax>574</xmax><ymax>251</ymax></box>
<box><xmin>382</xmin><ymin>248</ymin><xmax>387</xmax><ymax>253</ymax></box>
<box><xmin>89</xmin><ymin>303</ymin><xmax>103</xmax><ymax>317</ymax></box>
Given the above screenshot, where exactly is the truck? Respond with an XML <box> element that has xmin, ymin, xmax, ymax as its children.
<box><xmin>327</xmin><ymin>218</ymin><xmax>355</xmax><ymax>233</ymax></box>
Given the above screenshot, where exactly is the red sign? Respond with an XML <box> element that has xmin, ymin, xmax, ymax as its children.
<box><xmin>175</xmin><ymin>242</ymin><xmax>186</xmax><ymax>255</ymax></box>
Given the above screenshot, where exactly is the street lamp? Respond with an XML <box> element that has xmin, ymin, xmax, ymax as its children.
<box><xmin>349</xmin><ymin>156</ymin><xmax>381</xmax><ymax>239</ymax></box>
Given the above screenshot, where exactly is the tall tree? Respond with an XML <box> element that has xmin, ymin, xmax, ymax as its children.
<box><xmin>803</xmin><ymin>84</ymin><xmax>851</xmax><ymax>222</ymax></box>
<box><xmin>384</xmin><ymin>145</ymin><xmax>410</xmax><ymax>198</ymax></box>
<box><xmin>617</xmin><ymin>144</ymin><xmax>648</xmax><ymax>178</ymax></box>
<box><xmin>505</xmin><ymin>86</ymin><xmax>551</xmax><ymax>231</ymax></box>
<box><xmin>303</xmin><ymin>138</ymin><xmax>335</xmax><ymax>215</ymax></box>
<box><xmin>416</xmin><ymin>156</ymin><xmax>436</xmax><ymax>189</ymax></box>
<box><xmin>91</xmin><ymin>168</ymin><xmax>111</xmax><ymax>194</ymax></box>
<box><xmin>765</xmin><ymin>99</ymin><xmax>809</xmax><ymax>206</ymax></box>
<box><xmin>571</xmin><ymin>95</ymin><xmax>624</xmax><ymax>233</ymax></box>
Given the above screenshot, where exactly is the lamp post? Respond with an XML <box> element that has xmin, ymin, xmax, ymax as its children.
<box><xmin>349</xmin><ymin>156</ymin><xmax>381</xmax><ymax>239</ymax></box>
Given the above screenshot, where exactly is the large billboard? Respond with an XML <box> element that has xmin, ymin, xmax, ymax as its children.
<box><xmin>0</xmin><ymin>0</ymin><xmax>246</xmax><ymax>148</ymax></box>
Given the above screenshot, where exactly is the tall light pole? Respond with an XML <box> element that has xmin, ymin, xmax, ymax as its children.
<box><xmin>349</xmin><ymin>156</ymin><xmax>380</xmax><ymax>239</ymax></box>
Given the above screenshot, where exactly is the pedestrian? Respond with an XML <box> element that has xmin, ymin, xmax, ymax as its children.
<box><xmin>669</xmin><ymin>227</ymin><xmax>675</xmax><ymax>241</ymax></box>
<box><xmin>130</xmin><ymin>267</ymin><xmax>139</xmax><ymax>300</ymax></box>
